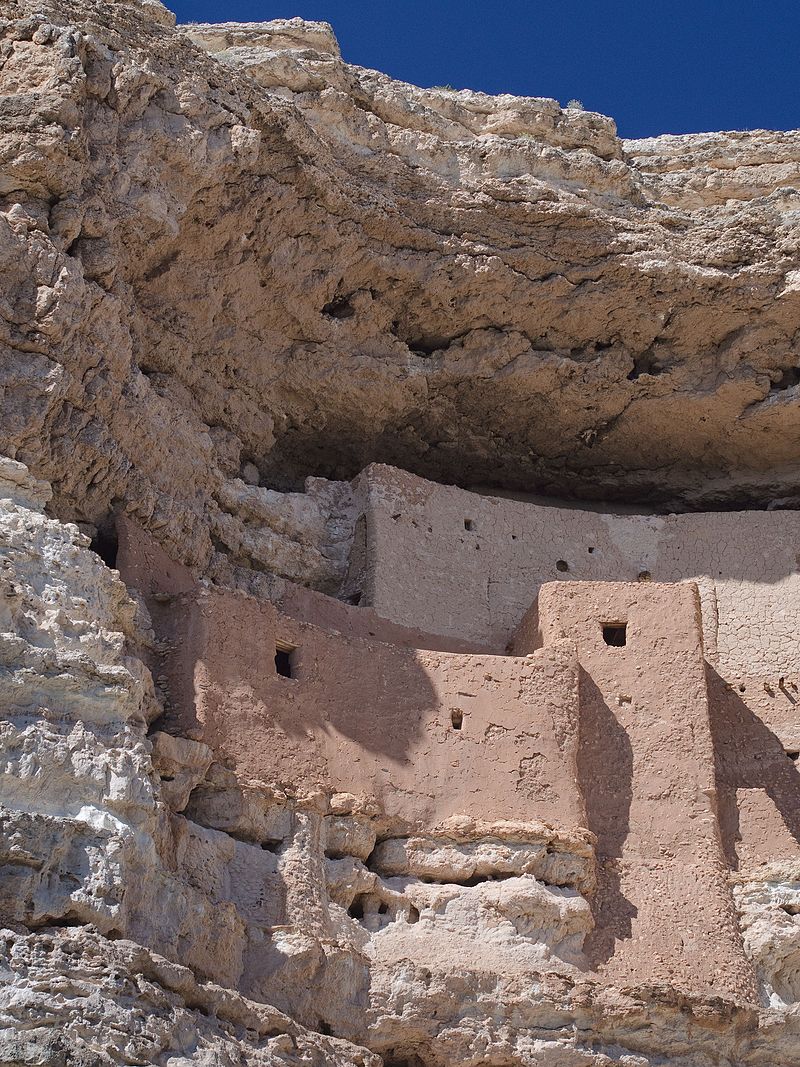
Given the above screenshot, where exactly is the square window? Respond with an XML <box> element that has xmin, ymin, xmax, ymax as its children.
<box><xmin>602</xmin><ymin>624</ymin><xmax>627</xmax><ymax>647</ymax></box>
<box><xmin>275</xmin><ymin>642</ymin><xmax>297</xmax><ymax>678</ymax></box>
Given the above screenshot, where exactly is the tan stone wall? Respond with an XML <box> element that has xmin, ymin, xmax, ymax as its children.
<box><xmin>355</xmin><ymin>465</ymin><xmax>800</xmax><ymax>676</ymax></box>
<box><xmin>164</xmin><ymin>589</ymin><xmax>585</xmax><ymax>831</ymax></box>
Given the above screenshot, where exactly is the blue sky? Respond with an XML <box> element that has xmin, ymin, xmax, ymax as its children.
<box><xmin>171</xmin><ymin>1</ymin><xmax>800</xmax><ymax>139</ymax></box>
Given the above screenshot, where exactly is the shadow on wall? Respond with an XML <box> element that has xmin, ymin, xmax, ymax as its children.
<box><xmin>576</xmin><ymin>667</ymin><xmax>636</xmax><ymax>967</ymax></box>
<box><xmin>158</xmin><ymin>591</ymin><xmax>444</xmax><ymax>799</ymax></box>
<box><xmin>708</xmin><ymin>664</ymin><xmax>800</xmax><ymax>871</ymax></box>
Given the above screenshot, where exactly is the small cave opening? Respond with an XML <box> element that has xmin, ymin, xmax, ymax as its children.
<box><xmin>274</xmin><ymin>642</ymin><xmax>297</xmax><ymax>679</ymax></box>
<box><xmin>89</xmin><ymin>522</ymin><xmax>119</xmax><ymax>569</ymax></box>
<box><xmin>397</xmin><ymin>327</ymin><xmax>452</xmax><ymax>359</ymax></box>
<box><xmin>627</xmin><ymin>353</ymin><xmax>664</xmax><ymax>381</ymax></box>
<box><xmin>787</xmin><ymin>750</ymin><xmax>799</xmax><ymax>762</ymax></box>
<box><xmin>771</xmin><ymin>366</ymin><xmax>800</xmax><ymax>392</ymax></box>
<box><xmin>348</xmin><ymin>895</ymin><xmax>365</xmax><ymax>920</ymax></box>
<box><xmin>602</xmin><ymin>624</ymin><xmax>627</xmax><ymax>647</ymax></box>
<box><xmin>322</xmin><ymin>296</ymin><xmax>355</xmax><ymax>320</ymax></box>
<box><xmin>450</xmin><ymin>708</ymin><xmax>463</xmax><ymax>730</ymax></box>
<box><xmin>383</xmin><ymin>1051</ymin><xmax>428</xmax><ymax>1067</ymax></box>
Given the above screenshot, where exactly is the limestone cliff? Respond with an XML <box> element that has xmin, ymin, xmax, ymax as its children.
<box><xmin>1</xmin><ymin>1</ymin><xmax>800</xmax><ymax>1064</ymax></box>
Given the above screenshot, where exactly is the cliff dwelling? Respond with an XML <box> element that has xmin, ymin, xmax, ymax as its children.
<box><xmin>1</xmin><ymin>2</ymin><xmax>800</xmax><ymax>1065</ymax></box>
<box><xmin>105</xmin><ymin>461</ymin><xmax>800</xmax><ymax>1029</ymax></box>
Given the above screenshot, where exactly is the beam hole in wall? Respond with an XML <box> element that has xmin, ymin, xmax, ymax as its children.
<box><xmin>275</xmin><ymin>642</ymin><xmax>297</xmax><ymax>679</ymax></box>
<box><xmin>638</xmin><ymin>570</ymin><xmax>652</xmax><ymax>582</ymax></box>
<box><xmin>451</xmin><ymin>708</ymin><xmax>463</xmax><ymax>730</ymax></box>
<box><xmin>588</xmin><ymin>546</ymin><xmax>595</xmax><ymax>553</ymax></box>
<box><xmin>602</xmin><ymin>624</ymin><xmax>627</xmax><ymax>647</ymax></box>
<box><xmin>556</xmin><ymin>559</ymin><xmax>569</xmax><ymax>572</ymax></box>
<box><xmin>464</xmin><ymin>518</ymin><xmax>474</xmax><ymax>531</ymax></box>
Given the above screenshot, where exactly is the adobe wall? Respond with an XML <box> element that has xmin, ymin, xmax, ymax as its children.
<box><xmin>354</xmin><ymin>465</ymin><xmax>800</xmax><ymax>676</ymax></box>
<box><xmin>521</xmin><ymin>581</ymin><xmax>757</xmax><ymax>1001</ymax></box>
<box><xmin>709</xmin><ymin>668</ymin><xmax>800</xmax><ymax>874</ymax></box>
<box><xmin>116</xmin><ymin>516</ymin><xmax>486</xmax><ymax>655</ymax></box>
<box><xmin>163</xmin><ymin>589</ymin><xmax>585</xmax><ymax>831</ymax></box>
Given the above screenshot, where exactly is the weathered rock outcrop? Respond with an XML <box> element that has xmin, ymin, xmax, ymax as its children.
<box><xmin>2</xmin><ymin>1</ymin><xmax>800</xmax><ymax>1064</ymax></box>
<box><xmin>4</xmin><ymin>0</ymin><xmax>800</xmax><ymax>593</ymax></box>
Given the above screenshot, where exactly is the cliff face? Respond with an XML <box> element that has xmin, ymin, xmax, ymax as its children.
<box><xmin>1</xmin><ymin>2</ymin><xmax>800</xmax><ymax>1064</ymax></box>
<box><xmin>5</xmin><ymin>0</ymin><xmax>800</xmax><ymax>574</ymax></box>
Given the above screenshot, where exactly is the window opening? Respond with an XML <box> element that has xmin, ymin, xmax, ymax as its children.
<box><xmin>602</xmin><ymin>624</ymin><xmax>627</xmax><ymax>647</ymax></box>
<box><xmin>275</xmin><ymin>642</ymin><xmax>296</xmax><ymax>678</ymax></box>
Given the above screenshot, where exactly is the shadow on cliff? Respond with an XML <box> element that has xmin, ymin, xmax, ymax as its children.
<box><xmin>707</xmin><ymin>664</ymin><xmax>800</xmax><ymax>870</ymax></box>
<box><xmin>576</xmin><ymin>667</ymin><xmax>637</xmax><ymax>967</ymax></box>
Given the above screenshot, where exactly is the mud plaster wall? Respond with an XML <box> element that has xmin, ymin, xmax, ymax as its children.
<box><xmin>709</xmin><ymin>669</ymin><xmax>800</xmax><ymax>875</ymax></box>
<box><xmin>525</xmin><ymin>581</ymin><xmax>757</xmax><ymax>1000</ymax></box>
<box><xmin>164</xmin><ymin>589</ymin><xmax>584</xmax><ymax>830</ymax></box>
<box><xmin>356</xmin><ymin>465</ymin><xmax>800</xmax><ymax>676</ymax></box>
<box><xmin>117</xmin><ymin>517</ymin><xmax>487</xmax><ymax>655</ymax></box>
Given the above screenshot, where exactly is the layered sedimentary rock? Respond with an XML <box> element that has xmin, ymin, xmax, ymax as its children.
<box><xmin>1</xmin><ymin>1</ymin><xmax>800</xmax><ymax>1064</ymax></box>
<box><xmin>6</xmin><ymin>0</ymin><xmax>800</xmax><ymax>583</ymax></box>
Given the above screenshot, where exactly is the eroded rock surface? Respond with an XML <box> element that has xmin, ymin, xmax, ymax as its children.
<box><xmin>4</xmin><ymin>0</ymin><xmax>800</xmax><ymax>595</ymax></box>
<box><xmin>2</xmin><ymin>1</ymin><xmax>800</xmax><ymax>1064</ymax></box>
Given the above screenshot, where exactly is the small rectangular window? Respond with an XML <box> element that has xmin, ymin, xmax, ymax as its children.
<box><xmin>275</xmin><ymin>642</ymin><xmax>297</xmax><ymax>678</ymax></box>
<box><xmin>602</xmin><ymin>624</ymin><xmax>627</xmax><ymax>647</ymax></box>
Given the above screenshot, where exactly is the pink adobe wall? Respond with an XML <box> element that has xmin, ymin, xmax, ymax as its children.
<box><xmin>708</xmin><ymin>669</ymin><xmax>800</xmax><ymax>873</ymax></box>
<box><xmin>354</xmin><ymin>465</ymin><xmax>800</xmax><ymax>677</ymax></box>
<box><xmin>523</xmin><ymin>580</ymin><xmax>757</xmax><ymax>1001</ymax></box>
<box><xmin>116</xmin><ymin>516</ymin><xmax>485</xmax><ymax>654</ymax></box>
<box><xmin>164</xmin><ymin>588</ymin><xmax>585</xmax><ymax>830</ymax></box>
